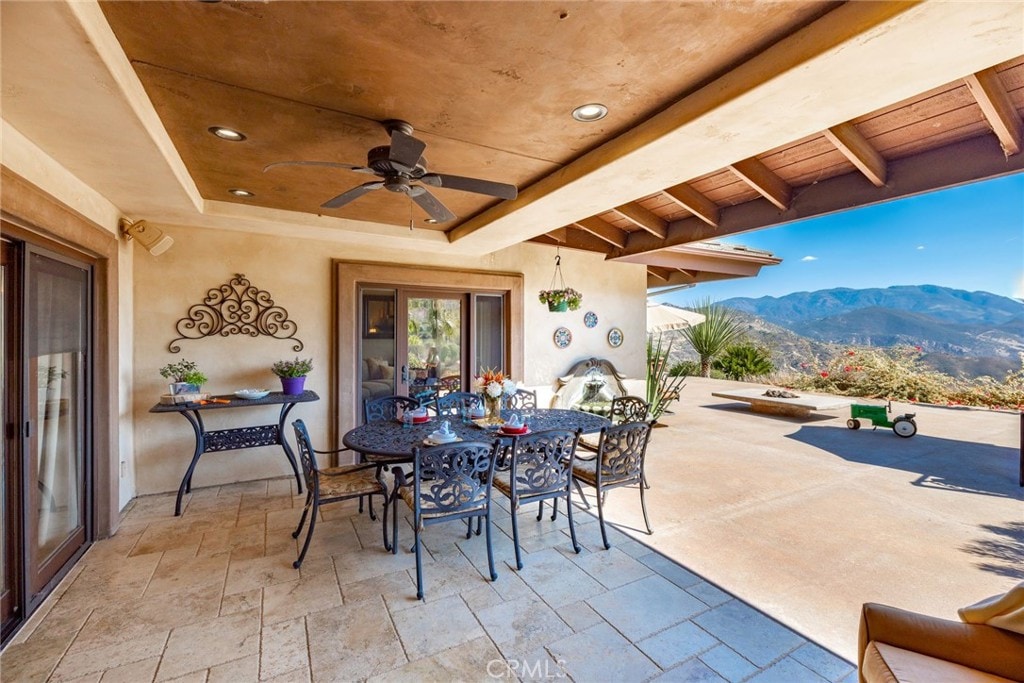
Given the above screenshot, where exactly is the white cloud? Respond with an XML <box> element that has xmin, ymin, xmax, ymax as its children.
<box><xmin>800</xmin><ymin>255</ymin><xmax>818</xmax><ymax>262</ymax></box>
<box><xmin>916</xmin><ymin>245</ymin><xmax>926</xmax><ymax>250</ymax></box>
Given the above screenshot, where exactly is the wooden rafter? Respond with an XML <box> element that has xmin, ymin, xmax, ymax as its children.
<box><xmin>728</xmin><ymin>157</ymin><xmax>792</xmax><ymax>210</ymax></box>
<box><xmin>662</xmin><ymin>182</ymin><xmax>720</xmax><ymax>227</ymax></box>
<box><xmin>612</xmin><ymin>202</ymin><xmax>668</xmax><ymax>239</ymax></box>
<box><xmin>572</xmin><ymin>217</ymin><xmax>628</xmax><ymax>248</ymax></box>
<box><xmin>647</xmin><ymin>265</ymin><xmax>672</xmax><ymax>281</ymax></box>
<box><xmin>964</xmin><ymin>67</ymin><xmax>1022</xmax><ymax>156</ymax></box>
<box><xmin>824</xmin><ymin>122</ymin><xmax>887</xmax><ymax>186</ymax></box>
<box><xmin>544</xmin><ymin>228</ymin><xmax>568</xmax><ymax>242</ymax></box>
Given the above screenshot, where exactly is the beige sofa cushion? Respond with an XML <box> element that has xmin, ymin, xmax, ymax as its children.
<box><xmin>862</xmin><ymin>642</ymin><xmax>1018</xmax><ymax>683</ymax></box>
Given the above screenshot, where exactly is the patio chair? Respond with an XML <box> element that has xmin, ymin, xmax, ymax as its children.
<box><xmin>390</xmin><ymin>440</ymin><xmax>501</xmax><ymax>600</ymax></box>
<box><xmin>290</xmin><ymin>420</ymin><xmax>389</xmax><ymax>569</ymax></box>
<box><xmin>364</xmin><ymin>395</ymin><xmax>420</xmax><ymax>424</ymax></box>
<box><xmin>580</xmin><ymin>395</ymin><xmax>650</xmax><ymax>453</ymax></box>
<box><xmin>573</xmin><ymin>420</ymin><xmax>653</xmax><ymax>549</ymax></box>
<box><xmin>493</xmin><ymin>428</ymin><xmax>583</xmax><ymax>569</ymax></box>
<box><xmin>505</xmin><ymin>388</ymin><xmax>537</xmax><ymax>411</ymax></box>
<box><xmin>435</xmin><ymin>391</ymin><xmax>481</xmax><ymax>418</ymax></box>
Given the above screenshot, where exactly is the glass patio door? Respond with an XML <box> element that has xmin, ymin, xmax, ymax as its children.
<box><xmin>398</xmin><ymin>291</ymin><xmax>465</xmax><ymax>399</ymax></box>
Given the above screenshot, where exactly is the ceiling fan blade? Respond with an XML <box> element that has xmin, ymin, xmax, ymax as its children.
<box><xmin>388</xmin><ymin>129</ymin><xmax>427</xmax><ymax>170</ymax></box>
<box><xmin>420</xmin><ymin>173</ymin><xmax>518</xmax><ymax>200</ymax></box>
<box><xmin>263</xmin><ymin>160</ymin><xmax>376</xmax><ymax>174</ymax></box>
<box><xmin>321</xmin><ymin>181</ymin><xmax>384</xmax><ymax>209</ymax></box>
<box><xmin>408</xmin><ymin>186</ymin><xmax>456</xmax><ymax>223</ymax></box>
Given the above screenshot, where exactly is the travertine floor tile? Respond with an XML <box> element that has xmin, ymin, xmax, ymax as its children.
<box><xmin>259</xmin><ymin>616</ymin><xmax>309</xmax><ymax>680</ymax></box>
<box><xmin>571</xmin><ymin>545</ymin><xmax>654</xmax><ymax>588</ymax></box>
<box><xmin>587</xmin><ymin>574</ymin><xmax>708</xmax><ymax>641</ymax></box>
<box><xmin>547</xmin><ymin>622</ymin><xmax>660</xmax><ymax>682</ymax></box>
<box><xmin>156</xmin><ymin>608</ymin><xmax>261</xmax><ymax>680</ymax></box>
<box><xmin>207</xmin><ymin>654</ymin><xmax>259</xmax><ymax>682</ymax></box>
<box><xmin>693</xmin><ymin>599</ymin><xmax>804</xmax><ymax>668</ymax></box>
<box><xmin>389</xmin><ymin>595</ymin><xmax>484</xmax><ymax>660</ymax></box>
<box><xmin>306</xmin><ymin>597</ymin><xmax>405</xmax><ymax>681</ymax></box>
<box><xmin>97</xmin><ymin>655</ymin><xmax>160</xmax><ymax>683</ymax></box>
<box><xmin>53</xmin><ymin>628</ymin><xmax>168</xmax><ymax>680</ymax></box>
<box><xmin>368</xmin><ymin>636</ymin><xmax>503</xmax><ymax>683</ymax></box>
<box><xmin>262</xmin><ymin>569</ymin><xmax>341</xmax><ymax>625</ymax></box>
<box><xmin>514</xmin><ymin>548</ymin><xmax>606</xmax><ymax>608</ymax></box>
<box><xmin>476</xmin><ymin>596</ymin><xmax>572</xmax><ymax>660</ymax></box>
<box><xmin>224</xmin><ymin>551</ymin><xmax>300</xmax><ymax>596</ymax></box>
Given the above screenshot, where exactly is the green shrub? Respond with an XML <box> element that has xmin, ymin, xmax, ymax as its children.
<box><xmin>713</xmin><ymin>344</ymin><xmax>775</xmax><ymax>381</ymax></box>
<box><xmin>669</xmin><ymin>360</ymin><xmax>700</xmax><ymax>377</ymax></box>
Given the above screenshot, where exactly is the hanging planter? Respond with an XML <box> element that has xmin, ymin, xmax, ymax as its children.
<box><xmin>538</xmin><ymin>254</ymin><xmax>582</xmax><ymax>312</ymax></box>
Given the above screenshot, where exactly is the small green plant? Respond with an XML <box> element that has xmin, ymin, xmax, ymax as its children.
<box><xmin>159</xmin><ymin>359</ymin><xmax>208</xmax><ymax>386</ymax></box>
<box><xmin>538</xmin><ymin>288</ymin><xmax>583</xmax><ymax>311</ymax></box>
<box><xmin>713</xmin><ymin>344</ymin><xmax>775</xmax><ymax>381</ymax></box>
<box><xmin>647</xmin><ymin>333</ymin><xmax>687</xmax><ymax>421</ymax></box>
<box><xmin>272</xmin><ymin>357</ymin><xmax>313</xmax><ymax>378</ymax></box>
<box><xmin>669</xmin><ymin>360</ymin><xmax>701</xmax><ymax>377</ymax></box>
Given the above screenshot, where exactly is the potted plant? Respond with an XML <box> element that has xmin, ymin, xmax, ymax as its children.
<box><xmin>272</xmin><ymin>357</ymin><xmax>313</xmax><ymax>395</ymax></box>
<box><xmin>538</xmin><ymin>287</ymin><xmax>582</xmax><ymax>312</ymax></box>
<box><xmin>159</xmin><ymin>359</ymin><xmax>208</xmax><ymax>395</ymax></box>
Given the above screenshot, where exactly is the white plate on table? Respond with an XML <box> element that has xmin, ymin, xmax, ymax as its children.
<box><xmin>424</xmin><ymin>435</ymin><xmax>463</xmax><ymax>446</ymax></box>
<box><xmin>234</xmin><ymin>389</ymin><xmax>270</xmax><ymax>400</ymax></box>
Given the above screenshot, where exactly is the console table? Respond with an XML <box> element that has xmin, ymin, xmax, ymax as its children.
<box><xmin>150</xmin><ymin>390</ymin><xmax>319</xmax><ymax>515</ymax></box>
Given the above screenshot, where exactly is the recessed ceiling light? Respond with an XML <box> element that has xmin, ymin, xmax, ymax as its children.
<box><xmin>228</xmin><ymin>188</ymin><xmax>254</xmax><ymax>197</ymax></box>
<box><xmin>208</xmin><ymin>126</ymin><xmax>246</xmax><ymax>141</ymax></box>
<box><xmin>571</xmin><ymin>103</ymin><xmax>608</xmax><ymax>122</ymax></box>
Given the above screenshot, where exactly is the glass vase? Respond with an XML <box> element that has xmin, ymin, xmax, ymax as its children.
<box><xmin>483</xmin><ymin>394</ymin><xmax>503</xmax><ymax>422</ymax></box>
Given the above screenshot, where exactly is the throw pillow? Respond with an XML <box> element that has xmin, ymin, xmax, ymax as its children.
<box><xmin>958</xmin><ymin>581</ymin><xmax>1024</xmax><ymax>635</ymax></box>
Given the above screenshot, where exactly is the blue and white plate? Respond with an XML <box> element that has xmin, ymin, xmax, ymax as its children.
<box><xmin>607</xmin><ymin>328</ymin><xmax>624</xmax><ymax>348</ymax></box>
<box><xmin>553</xmin><ymin>327</ymin><xmax>572</xmax><ymax>349</ymax></box>
<box><xmin>584</xmin><ymin>311</ymin><xmax>598</xmax><ymax>328</ymax></box>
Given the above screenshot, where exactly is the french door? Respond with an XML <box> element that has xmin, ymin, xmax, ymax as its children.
<box><xmin>1</xmin><ymin>237</ymin><xmax>92</xmax><ymax>642</ymax></box>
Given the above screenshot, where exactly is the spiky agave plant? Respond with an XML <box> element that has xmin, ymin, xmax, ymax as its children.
<box><xmin>680</xmin><ymin>298</ymin><xmax>745</xmax><ymax>377</ymax></box>
<box><xmin>646</xmin><ymin>333</ymin><xmax>688</xmax><ymax>421</ymax></box>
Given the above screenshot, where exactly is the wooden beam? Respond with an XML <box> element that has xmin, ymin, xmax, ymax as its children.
<box><xmin>824</xmin><ymin>122</ymin><xmax>887</xmax><ymax>187</ymax></box>
<box><xmin>572</xmin><ymin>217</ymin><xmax>628</xmax><ymax>248</ymax></box>
<box><xmin>728</xmin><ymin>157</ymin><xmax>792</xmax><ymax>210</ymax></box>
<box><xmin>647</xmin><ymin>266</ymin><xmax>672</xmax><ymax>282</ymax></box>
<box><xmin>612</xmin><ymin>202</ymin><xmax>668</xmax><ymax>239</ymax></box>
<box><xmin>555</xmin><ymin>228</ymin><xmax>616</xmax><ymax>254</ymax></box>
<box><xmin>678</xmin><ymin>269</ymin><xmax>699</xmax><ymax>280</ymax></box>
<box><xmin>544</xmin><ymin>227</ymin><xmax>568</xmax><ymax>242</ymax></box>
<box><xmin>964</xmin><ymin>67</ymin><xmax>1023</xmax><ymax>156</ymax></box>
<box><xmin>662</xmin><ymin>183</ymin><xmax>720</xmax><ymax>227</ymax></box>
<box><xmin>608</xmin><ymin>135</ymin><xmax>1024</xmax><ymax>259</ymax></box>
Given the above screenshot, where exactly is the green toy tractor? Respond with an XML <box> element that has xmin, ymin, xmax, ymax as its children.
<box><xmin>847</xmin><ymin>401</ymin><xmax>917</xmax><ymax>438</ymax></box>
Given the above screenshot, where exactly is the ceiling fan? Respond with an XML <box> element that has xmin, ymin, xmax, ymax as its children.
<box><xmin>264</xmin><ymin>120</ymin><xmax>518</xmax><ymax>223</ymax></box>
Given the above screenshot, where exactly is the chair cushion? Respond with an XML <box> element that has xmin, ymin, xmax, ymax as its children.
<box><xmin>397</xmin><ymin>483</ymin><xmax>487</xmax><ymax>520</ymax></box>
<box><xmin>317</xmin><ymin>465</ymin><xmax>385</xmax><ymax>499</ymax></box>
<box><xmin>862</xmin><ymin>641</ymin><xmax>1018</xmax><ymax>683</ymax></box>
<box><xmin>572</xmin><ymin>459</ymin><xmax>635</xmax><ymax>487</ymax></box>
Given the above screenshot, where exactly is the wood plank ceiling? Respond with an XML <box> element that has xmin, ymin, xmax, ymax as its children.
<box><xmin>93</xmin><ymin>2</ymin><xmax>1024</xmax><ymax>285</ymax></box>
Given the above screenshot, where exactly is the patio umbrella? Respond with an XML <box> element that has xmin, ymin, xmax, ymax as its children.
<box><xmin>646</xmin><ymin>301</ymin><xmax>705</xmax><ymax>333</ymax></box>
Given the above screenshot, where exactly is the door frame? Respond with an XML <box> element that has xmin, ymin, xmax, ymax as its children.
<box><xmin>335</xmin><ymin>260</ymin><xmax>523</xmax><ymax>445</ymax></box>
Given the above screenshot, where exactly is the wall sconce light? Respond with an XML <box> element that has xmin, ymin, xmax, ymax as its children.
<box><xmin>120</xmin><ymin>218</ymin><xmax>173</xmax><ymax>256</ymax></box>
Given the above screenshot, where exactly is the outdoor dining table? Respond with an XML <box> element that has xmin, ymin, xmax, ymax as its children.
<box><xmin>341</xmin><ymin>407</ymin><xmax>611</xmax><ymax>464</ymax></box>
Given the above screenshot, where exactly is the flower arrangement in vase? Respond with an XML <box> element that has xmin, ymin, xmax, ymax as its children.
<box><xmin>272</xmin><ymin>357</ymin><xmax>313</xmax><ymax>395</ymax></box>
<box><xmin>472</xmin><ymin>368</ymin><xmax>517</xmax><ymax>423</ymax></box>
<box><xmin>538</xmin><ymin>287</ymin><xmax>582</xmax><ymax>312</ymax></box>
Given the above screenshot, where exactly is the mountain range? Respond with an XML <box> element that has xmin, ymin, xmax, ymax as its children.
<box><xmin>674</xmin><ymin>285</ymin><xmax>1024</xmax><ymax>379</ymax></box>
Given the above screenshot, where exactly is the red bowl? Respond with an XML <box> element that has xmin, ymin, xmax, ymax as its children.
<box><xmin>412</xmin><ymin>415</ymin><xmax>430</xmax><ymax>424</ymax></box>
<box><xmin>500</xmin><ymin>425</ymin><xmax>528</xmax><ymax>435</ymax></box>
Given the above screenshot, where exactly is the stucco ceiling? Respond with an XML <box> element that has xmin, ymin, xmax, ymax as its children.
<box><xmin>1</xmin><ymin>1</ymin><xmax>1022</xmax><ymax>285</ymax></box>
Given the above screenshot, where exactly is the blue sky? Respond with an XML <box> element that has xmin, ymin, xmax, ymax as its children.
<box><xmin>663</xmin><ymin>173</ymin><xmax>1024</xmax><ymax>306</ymax></box>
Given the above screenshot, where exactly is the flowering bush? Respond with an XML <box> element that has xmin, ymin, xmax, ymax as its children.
<box><xmin>775</xmin><ymin>346</ymin><xmax>1024</xmax><ymax>410</ymax></box>
<box><xmin>473</xmin><ymin>368</ymin><xmax>517</xmax><ymax>398</ymax></box>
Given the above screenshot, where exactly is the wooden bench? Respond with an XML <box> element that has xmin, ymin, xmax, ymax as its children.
<box><xmin>711</xmin><ymin>388</ymin><xmax>854</xmax><ymax>418</ymax></box>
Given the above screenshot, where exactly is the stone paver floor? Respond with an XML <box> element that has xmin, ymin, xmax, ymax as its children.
<box><xmin>1</xmin><ymin>476</ymin><xmax>854</xmax><ymax>682</ymax></box>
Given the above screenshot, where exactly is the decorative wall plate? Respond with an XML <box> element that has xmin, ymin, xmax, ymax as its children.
<box><xmin>607</xmin><ymin>327</ymin><xmax>624</xmax><ymax>347</ymax></box>
<box><xmin>584</xmin><ymin>311</ymin><xmax>598</xmax><ymax>328</ymax></box>
<box><xmin>553</xmin><ymin>327</ymin><xmax>572</xmax><ymax>349</ymax></box>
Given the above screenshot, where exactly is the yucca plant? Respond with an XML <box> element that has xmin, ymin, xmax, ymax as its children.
<box><xmin>647</xmin><ymin>333</ymin><xmax>688</xmax><ymax>421</ymax></box>
<box><xmin>680</xmin><ymin>298</ymin><xmax>745</xmax><ymax>377</ymax></box>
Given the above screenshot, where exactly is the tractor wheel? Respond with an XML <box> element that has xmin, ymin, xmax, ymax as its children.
<box><xmin>847</xmin><ymin>419</ymin><xmax>860</xmax><ymax>430</ymax></box>
<box><xmin>893</xmin><ymin>418</ymin><xmax>917</xmax><ymax>438</ymax></box>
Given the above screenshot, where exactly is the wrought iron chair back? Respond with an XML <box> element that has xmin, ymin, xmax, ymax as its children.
<box><xmin>610</xmin><ymin>395</ymin><xmax>650</xmax><ymax>424</ymax></box>
<box><xmin>506</xmin><ymin>388</ymin><xmax>537</xmax><ymax>411</ymax></box>
<box><xmin>574</xmin><ymin>420</ymin><xmax>653</xmax><ymax>549</ymax></box>
<box><xmin>290</xmin><ymin>419</ymin><xmax>388</xmax><ymax>568</ymax></box>
<box><xmin>435</xmin><ymin>391</ymin><xmax>482</xmax><ymax>417</ymax></box>
<box><xmin>495</xmin><ymin>428</ymin><xmax>583</xmax><ymax>568</ymax></box>
<box><xmin>364</xmin><ymin>395</ymin><xmax>420</xmax><ymax>423</ymax></box>
<box><xmin>392</xmin><ymin>440</ymin><xmax>501</xmax><ymax>599</ymax></box>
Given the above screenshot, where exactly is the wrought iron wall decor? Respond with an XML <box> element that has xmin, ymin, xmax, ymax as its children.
<box><xmin>168</xmin><ymin>273</ymin><xmax>304</xmax><ymax>353</ymax></box>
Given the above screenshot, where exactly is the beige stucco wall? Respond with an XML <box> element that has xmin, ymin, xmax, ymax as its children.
<box><xmin>132</xmin><ymin>222</ymin><xmax>646</xmax><ymax>496</ymax></box>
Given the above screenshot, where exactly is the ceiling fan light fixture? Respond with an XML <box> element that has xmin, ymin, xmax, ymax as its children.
<box><xmin>208</xmin><ymin>126</ymin><xmax>246</xmax><ymax>141</ymax></box>
<box><xmin>228</xmin><ymin>188</ymin><xmax>254</xmax><ymax>197</ymax></box>
<box><xmin>571</xmin><ymin>103</ymin><xmax>608</xmax><ymax>122</ymax></box>
<box><xmin>424</xmin><ymin>218</ymin><xmax>438</xmax><ymax>224</ymax></box>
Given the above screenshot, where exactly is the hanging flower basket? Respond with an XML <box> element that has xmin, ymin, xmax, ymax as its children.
<box><xmin>538</xmin><ymin>254</ymin><xmax>582</xmax><ymax>312</ymax></box>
